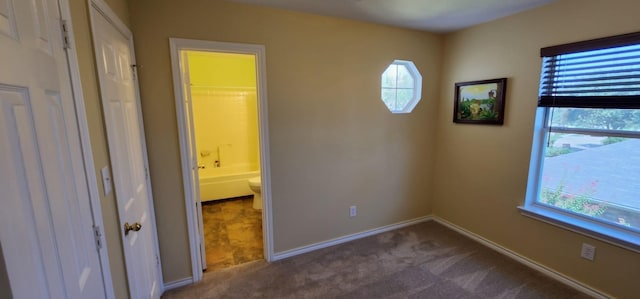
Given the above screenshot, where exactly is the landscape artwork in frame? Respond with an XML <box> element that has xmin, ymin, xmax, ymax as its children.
<box><xmin>453</xmin><ymin>78</ymin><xmax>507</xmax><ymax>125</ymax></box>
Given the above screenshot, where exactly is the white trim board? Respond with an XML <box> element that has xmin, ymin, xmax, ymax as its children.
<box><xmin>168</xmin><ymin>38</ymin><xmax>274</xmax><ymax>282</ymax></box>
<box><xmin>88</xmin><ymin>0</ymin><xmax>128</xmax><ymax>36</ymax></box>
<box><xmin>430</xmin><ymin>216</ymin><xmax>611</xmax><ymax>299</ymax></box>
<box><xmin>163</xmin><ymin>277</ymin><xmax>194</xmax><ymax>291</ymax></box>
<box><xmin>59</xmin><ymin>0</ymin><xmax>114</xmax><ymax>297</ymax></box>
<box><xmin>272</xmin><ymin>216</ymin><xmax>433</xmax><ymax>261</ymax></box>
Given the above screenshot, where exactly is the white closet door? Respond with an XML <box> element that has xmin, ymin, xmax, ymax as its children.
<box><xmin>0</xmin><ymin>0</ymin><xmax>107</xmax><ymax>298</ymax></box>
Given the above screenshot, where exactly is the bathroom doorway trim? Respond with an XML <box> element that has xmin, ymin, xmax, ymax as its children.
<box><xmin>169</xmin><ymin>38</ymin><xmax>274</xmax><ymax>282</ymax></box>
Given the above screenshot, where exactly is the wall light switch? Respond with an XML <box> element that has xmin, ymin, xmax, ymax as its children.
<box><xmin>101</xmin><ymin>166</ymin><xmax>112</xmax><ymax>196</ymax></box>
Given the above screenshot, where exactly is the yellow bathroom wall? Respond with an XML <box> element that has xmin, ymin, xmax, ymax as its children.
<box><xmin>188</xmin><ymin>51</ymin><xmax>256</xmax><ymax>87</ymax></box>
<box><xmin>187</xmin><ymin>51</ymin><xmax>260</xmax><ymax>172</ymax></box>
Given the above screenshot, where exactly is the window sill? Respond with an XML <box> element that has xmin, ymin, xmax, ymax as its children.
<box><xmin>518</xmin><ymin>204</ymin><xmax>640</xmax><ymax>254</ymax></box>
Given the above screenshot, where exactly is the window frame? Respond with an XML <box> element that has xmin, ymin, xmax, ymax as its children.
<box><xmin>380</xmin><ymin>60</ymin><xmax>422</xmax><ymax>114</ymax></box>
<box><xmin>520</xmin><ymin>32</ymin><xmax>640</xmax><ymax>253</ymax></box>
<box><xmin>520</xmin><ymin>108</ymin><xmax>640</xmax><ymax>252</ymax></box>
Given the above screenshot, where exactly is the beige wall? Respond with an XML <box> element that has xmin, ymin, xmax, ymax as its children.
<box><xmin>58</xmin><ymin>0</ymin><xmax>639</xmax><ymax>296</ymax></box>
<box><xmin>127</xmin><ymin>0</ymin><xmax>441</xmax><ymax>282</ymax></box>
<box><xmin>69</xmin><ymin>0</ymin><xmax>130</xmax><ymax>298</ymax></box>
<box><xmin>434</xmin><ymin>0</ymin><xmax>640</xmax><ymax>297</ymax></box>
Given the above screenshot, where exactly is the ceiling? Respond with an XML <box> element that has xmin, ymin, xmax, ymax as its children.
<box><xmin>227</xmin><ymin>0</ymin><xmax>557</xmax><ymax>33</ymax></box>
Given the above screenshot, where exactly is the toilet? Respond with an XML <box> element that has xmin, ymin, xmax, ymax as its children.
<box><xmin>248</xmin><ymin>176</ymin><xmax>262</xmax><ymax>210</ymax></box>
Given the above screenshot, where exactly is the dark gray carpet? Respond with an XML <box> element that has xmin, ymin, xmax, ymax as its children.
<box><xmin>163</xmin><ymin>221</ymin><xmax>591</xmax><ymax>299</ymax></box>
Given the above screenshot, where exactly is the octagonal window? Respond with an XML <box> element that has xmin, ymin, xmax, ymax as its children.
<box><xmin>381</xmin><ymin>60</ymin><xmax>422</xmax><ymax>113</ymax></box>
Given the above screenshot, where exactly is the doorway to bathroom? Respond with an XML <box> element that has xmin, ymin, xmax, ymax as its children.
<box><xmin>169</xmin><ymin>39</ymin><xmax>273</xmax><ymax>282</ymax></box>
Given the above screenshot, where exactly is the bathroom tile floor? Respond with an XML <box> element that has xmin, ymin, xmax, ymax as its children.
<box><xmin>202</xmin><ymin>196</ymin><xmax>264</xmax><ymax>271</ymax></box>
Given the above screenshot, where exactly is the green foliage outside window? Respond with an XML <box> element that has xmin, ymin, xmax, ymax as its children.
<box><xmin>553</xmin><ymin>108</ymin><xmax>640</xmax><ymax>131</ymax></box>
<box><xmin>540</xmin><ymin>180</ymin><xmax>607</xmax><ymax>217</ymax></box>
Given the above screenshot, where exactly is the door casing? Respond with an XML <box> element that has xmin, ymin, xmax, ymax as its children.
<box><xmin>62</xmin><ymin>0</ymin><xmax>115</xmax><ymax>296</ymax></box>
<box><xmin>169</xmin><ymin>38</ymin><xmax>275</xmax><ymax>283</ymax></box>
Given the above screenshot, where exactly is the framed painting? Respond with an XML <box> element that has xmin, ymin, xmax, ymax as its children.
<box><xmin>453</xmin><ymin>78</ymin><xmax>507</xmax><ymax>125</ymax></box>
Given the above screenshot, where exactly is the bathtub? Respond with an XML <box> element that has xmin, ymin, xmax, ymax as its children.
<box><xmin>198</xmin><ymin>165</ymin><xmax>259</xmax><ymax>202</ymax></box>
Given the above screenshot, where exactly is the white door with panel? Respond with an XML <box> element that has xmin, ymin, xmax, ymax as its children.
<box><xmin>0</xmin><ymin>0</ymin><xmax>107</xmax><ymax>298</ymax></box>
<box><xmin>90</xmin><ymin>3</ymin><xmax>161</xmax><ymax>299</ymax></box>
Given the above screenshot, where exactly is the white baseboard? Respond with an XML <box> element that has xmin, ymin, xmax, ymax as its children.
<box><xmin>272</xmin><ymin>215</ymin><xmax>433</xmax><ymax>261</ymax></box>
<box><xmin>163</xmin><ymin>277</ymin><xmax>194</xmax><ymax>292</ymax></box>
<box><xmin>431</xmin><ymin>216</ymin><xmax>610</xmax><ymax>299</ymax></box>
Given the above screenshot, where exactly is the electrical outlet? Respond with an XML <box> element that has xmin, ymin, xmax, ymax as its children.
<box><xmin>349</xmin><ymin>206</ymin><xmax>357</xmax><ymax>218</ymax></box>
<box><xmin>581</xmin><ymin>243</ymin><xmax>596</xmax><ymax>261</ymax></box>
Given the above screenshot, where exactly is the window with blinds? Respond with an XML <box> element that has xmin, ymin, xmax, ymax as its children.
<box><xmin>521</xmin><ymin>32</ymin><xmax>640</xmax><ymax>251</ymax></box>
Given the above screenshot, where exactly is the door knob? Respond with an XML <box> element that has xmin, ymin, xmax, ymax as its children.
<box><xmin>124</xmin><ymin>222</ymin><xmax>142</xmax><ymax>235</ymax></box>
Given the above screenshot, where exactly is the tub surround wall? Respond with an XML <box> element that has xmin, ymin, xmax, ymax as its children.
<box><xmin>128</xmin><ymin>0</ymin><xmax>440</xmax><ymax>283</ymax></box>
<box><xmin>191</xmin><ymin>87</ymin><xmax>259</xmax><ymax>171</ymax></box>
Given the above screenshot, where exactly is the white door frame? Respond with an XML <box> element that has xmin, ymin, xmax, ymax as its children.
<box><xmin>88</xmin><ymin>0</ymin><xmax>164</xmax><ymax>294</ymax></box>
<box><xmin>169</xmin><ymin>38</ymin><xmax>275</xmax><ymax>282</ymax></box>
<box><xmin>59</xmin><ymin>0</ymin><xmax>115</xmax><ymax>297</ymax></box>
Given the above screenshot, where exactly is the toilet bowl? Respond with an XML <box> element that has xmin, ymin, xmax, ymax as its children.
<box><xmin>248</xmin><ymin>176</ymin><xmax>262</xmax><ymax>210</ymax></box>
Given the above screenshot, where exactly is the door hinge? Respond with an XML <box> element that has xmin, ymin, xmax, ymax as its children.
<box><xmin>156</xmin><ymin>254</ymin><xmax>160</xmax><ymax>266</ymax></box>
<box><xmin>93</xmin><ymin>225</ymin><xmax>103</xmax><ymax>250</ymax></box>
<box><xmin>60</xmin><ymin>19</ymin><xmax>71</xmax><ymax>49</ymax></box>
<box><xmin>144</xmin><ymin>166</ymin><xmax>149</xmax><ymax>179</ymax></box>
